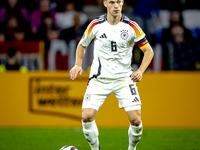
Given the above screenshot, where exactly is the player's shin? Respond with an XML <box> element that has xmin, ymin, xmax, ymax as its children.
<box><xmin>82</xmin><ymin>120</ymin><xmax>99</xmax><ymax>150</ymax></box>
<box><xmin>128</xmin><ymin>122</ymin><xmax>143</xmax><ymax>150</ymax></box>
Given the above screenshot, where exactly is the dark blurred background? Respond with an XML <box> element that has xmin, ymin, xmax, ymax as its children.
<box><xmin>0</xmin><ymin>0</ymin><xmax>200</xmax><ymax>72</ymax></box>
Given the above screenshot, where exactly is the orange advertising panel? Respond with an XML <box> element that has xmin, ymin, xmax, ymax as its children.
<box><xmin>0</xmin><ymin>72</ymin><xmax>87</xmax><ymax>127</ymax></box>
<box><xmin>0</xmin><ymin>71</ymin><xmax>200</xmax><ymax>128</ymax></box>
<box><xmin>29</xmin><ymin>76</ymin><xmax>85</xmax><ymax>121</ymax></box>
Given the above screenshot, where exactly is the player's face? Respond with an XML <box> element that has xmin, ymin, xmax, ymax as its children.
<box><xmin>103</xmin><ymin>0</ymin><xmax>124</xmax><ymax>17</ymax></box>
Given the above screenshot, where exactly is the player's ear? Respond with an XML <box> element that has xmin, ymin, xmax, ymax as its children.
<box><xmin>103</xmin><ymin>0</ymin><xmax>107</xmax><ymax>7</ymax></box>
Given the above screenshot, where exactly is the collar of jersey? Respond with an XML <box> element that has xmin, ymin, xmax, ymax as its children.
<box><xmin>104</xmin><ymin>13</ymin><xmax>125</xmax><ymax>22</ymax></box>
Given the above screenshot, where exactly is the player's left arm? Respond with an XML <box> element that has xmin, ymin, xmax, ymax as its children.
<box><xmin>131</xmin><ymin>45</ymin><xmax>154</xmax><ymax>82</ymax></box>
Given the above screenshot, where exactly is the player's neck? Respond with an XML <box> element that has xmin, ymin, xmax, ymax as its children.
<box><xmin>106</xmin><ymin>13</ymin><xmax>122</xmax><ymax>25</ymax></box>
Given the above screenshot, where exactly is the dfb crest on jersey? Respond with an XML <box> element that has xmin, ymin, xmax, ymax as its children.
<box><xmin>120</xmin><ymin>30</ymin><xmax>129</xmax><ymax>40</ymax></box>
<box><xmin>85</xmin><ymin>94</ymin><xmax>91</xmax><ymax>101</ymax></box>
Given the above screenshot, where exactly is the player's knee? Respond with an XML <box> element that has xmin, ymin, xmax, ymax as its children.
<box><xmin>82</xmin><ymin>109</ymin><xmax>96</xmax><ymax>123</ymax></box>
<box><xmin>131</xmin><ymin>118</ymin><xmax>141</xmax><ymax>126</ymax></box>
<box><xmin>129</xmin><ymin>116</ymin><xmax>141</xmax><ymax>127</ymax></box>
<box><xmin>82</xmin><ymin>115</ymin><xmax>95</xmax><ymax>123</ymax></box>
<box><xmin>127</xmin><ymin>110</ymin><xmax>142</xmax><ymax>126</ymax></box>
<box><xmin>82</xmin><ymin>115</ymin><xmax>93</xmax><ymax>122</ymax></box>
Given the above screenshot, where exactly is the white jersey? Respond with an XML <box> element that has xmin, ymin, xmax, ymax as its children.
<box><xmin>79</xmin><ymin>14</ymin><xmax>148</xmax><ymax>79</ymax></box>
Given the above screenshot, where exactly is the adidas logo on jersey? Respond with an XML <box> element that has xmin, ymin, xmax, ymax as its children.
<box><xmin>100</xmin><ymin>33</ymin><xmax>107</xmax><ymax>38</ymax></box>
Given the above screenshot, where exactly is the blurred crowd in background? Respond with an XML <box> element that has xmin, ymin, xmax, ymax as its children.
<box><xmin>0</xmin><ymin>0</ymin><xmax>200</xmax><ymax>72</ymax></box>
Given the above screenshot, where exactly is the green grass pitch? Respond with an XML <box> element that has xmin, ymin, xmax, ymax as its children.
<box><xmin>0</xmin><ymin>128</ymin><xmax>200</xmax><ymax>150</ymax></box>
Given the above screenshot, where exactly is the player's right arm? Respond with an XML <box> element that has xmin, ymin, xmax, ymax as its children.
<box><xmin>70</xmin><ymin>44</ymin><xmax>87</xmax><ymax>80</ymax></box>
<box><xmin>70</xmin><ymin>17</ymin><xmax>98</xmax><ymax>80</ymax></box>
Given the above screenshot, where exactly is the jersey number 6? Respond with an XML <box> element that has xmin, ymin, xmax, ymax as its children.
<box><xmin>111</xmin><ymin>41</ymin><xmax>117</xmax><ymax>52</ymax></box>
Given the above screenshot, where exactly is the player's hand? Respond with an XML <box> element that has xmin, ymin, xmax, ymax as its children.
<box><xmin>70</xmin><ymin>65</ymin><xmax>83</xmax><ymax>80</ymax></box>
<box><xmin>131</xmin><ymin>70</ymin><xmax>142</xmax><ymax>82</ymax></box>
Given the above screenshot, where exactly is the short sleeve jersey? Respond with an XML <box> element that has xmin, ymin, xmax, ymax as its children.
<box><xmin>79</xmin><ymin>14</ymin><xmax>149</xmax><ymax>79</ymax></box>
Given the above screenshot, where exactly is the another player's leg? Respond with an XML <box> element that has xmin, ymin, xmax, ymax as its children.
<box><xmin>82</xmin><ymin>108</ymin><xmax>100</xmax><ymax>150</ymax></box>
<box><xmin>126</xmin><ymin>109</ymin><xmax>142</xmax><ymax>150</ymax></box>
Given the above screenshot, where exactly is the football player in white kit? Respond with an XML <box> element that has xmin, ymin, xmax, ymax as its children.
<box><xmin>70</xmin><ymin>0</ymin><xmax>154</xmax><ymax>150</ymax></box>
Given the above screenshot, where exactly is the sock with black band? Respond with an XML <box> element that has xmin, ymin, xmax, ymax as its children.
<box><xmin>82</xmin><ymin>120</ymin><xmax>99</xmax><ymax>150</ymax></box>
<box><xmin>128</xmin><ymin>122</ymin><xmax>143</xmax><ymax>150</ymax></box>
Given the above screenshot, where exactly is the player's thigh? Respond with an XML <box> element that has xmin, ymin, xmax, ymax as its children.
<box><xmin>126</xmin><ymin>109</ymin><xmax>141</xmax><ymax>126</ymax></box>
<box><xmin>82</xmin><ymin>108</ymin><xmax>98</xmax><ymax>122</ymax></box>
<box><xmin>82</xmin><ymin>78</ymin><xmax>111</xmax><ymax>111</ymax></box>
<box><xmin>114</xmin><ymin>77</ymin><xmax>141</xmax><ymax>110</ymax></box>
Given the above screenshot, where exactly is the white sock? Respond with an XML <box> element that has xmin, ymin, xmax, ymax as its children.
<box><xmin>128</xmin><ymin>122</ymin><xmax>143</xmax><ymax>150</ymax></box>
<box><xmin>82</xmin><ymin>120</ymin><xmax>99</xmax><ymax>150</ymax></box>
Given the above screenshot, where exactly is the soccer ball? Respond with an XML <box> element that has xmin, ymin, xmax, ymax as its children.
<box><xmin>59</xmin><ymin>145</ymin><xmax>78</xmax><ymax>150</ymax></box>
